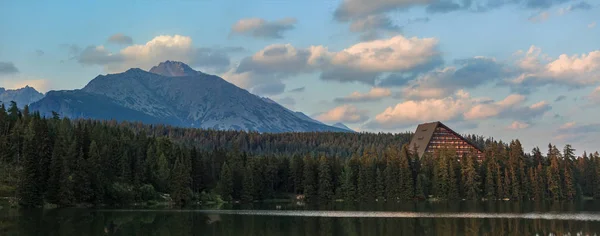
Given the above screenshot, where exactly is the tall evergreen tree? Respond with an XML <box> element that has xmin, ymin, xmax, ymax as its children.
<box><xmin>375</xmin><ymin>168</ymin><xmax>385</xmax><ymax>201</ymax></box>
<box><xmin>317</xmin><ymin>156</ymin><xmax>334</xmax><ymax>202</ymax></box>
<box><xmin>170</xmin><ymin>155</ymin><xmax>192</xmax><ymax>206</ymax></box>
<box><xmin>461</xmin><ymin>153</ymin><xmax>481</xmax><ymax>200</ymax></box>
<box><xmin>18</xmin><ymin>121</ymin><xmax>42</xmax><ymax>207</ymax></box>
<box><xmin>241</xmin><ymin>165</ymin><xmax>255</xmax><ymax>203</ymax></box>
<box><xmin>340</xmin><ymin>164</ymin><xmax>356</xmax><ymax>202</ymax></box>
<box><xmin>217</xmin><ymin>162</ymin><xmax>233</xmax><ymax>201</ymax></box>
<box><xmin>399</xmin><ymin>145</ymin><xmax>414</xmax><ymax>200</ymax></box>
<box><xmin>302</xmin><ymin>156</ymin><xmax>317</xmax><ymax>202</ymax></box>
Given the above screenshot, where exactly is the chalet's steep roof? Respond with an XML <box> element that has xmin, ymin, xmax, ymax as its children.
<box><xmin>408</xmin><ymin>121</ymin><xmax>483</xmax><ymax>157</ymax></box>
<box><xmin>408</xmin><ymin>121</ymin><xmax>440</xmax><ymax>157</ymax></box>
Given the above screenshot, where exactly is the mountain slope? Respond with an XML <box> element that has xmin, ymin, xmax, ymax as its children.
<box><xmin>333</xmin><ymin>122</ymin><xmax>355</xmax><ymax>132</ymax></box>
<box><xmin>0</xmin><ymin>86</ymin><xmax>44</xmax><ymax>108</ymax></box>
<box><xmin>31</xmin><ymin>61</ymin><xmax>349</xmax><ymax>133</ymax></box>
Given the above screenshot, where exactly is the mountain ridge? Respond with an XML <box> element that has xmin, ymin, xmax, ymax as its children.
<box><xmin>30</xmin><ymin>61</ymin><xmax>349</xmax><ymax>133</ymax></box>
<box><xmin>0</xmin><ymin>86</ymin><xmax>45</xmax><ymax>108</ymax></box>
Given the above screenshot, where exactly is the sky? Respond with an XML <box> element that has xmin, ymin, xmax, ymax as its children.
<box><xmin>0</xmin><ymin>0</ymin><xmax>599</xmax><ymax>155</ymax></box>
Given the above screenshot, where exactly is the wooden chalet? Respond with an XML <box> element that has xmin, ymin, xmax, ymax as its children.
<box><xmin>408</xmin><ymin>121</ymin><xmax>484</xmax><ymax>159</ymax></box>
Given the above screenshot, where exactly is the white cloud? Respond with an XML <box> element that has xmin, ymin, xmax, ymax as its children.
<box><xmin>507</xmin><ymin>121</ymin><xmax>530</xmax><ymax>130</ymax></box>
<box><xmin>465</xmin><ymin>94</ymin><xmax>525</xmax><ymax>120</ymax></box>
<box><xmin>331</xmin><ymin>35</ymin><xmax>440</xmax><ymax>73</ymax></box>
<box><xmin>589</xmin><ymin>22</ymin><xmax>597</xmax><ymax>29</ymax></box>
<box><xmin>334</xmin><ymin>87</ymin><xmax>392</xmax><ymax>103</ymax></box>
<box><xmin>367</xmin><ymin>90</ymin><xmax>474</xmax><ymax>129</ymax></box>
<box><xmin>77</xmin><ymin>35</ymin><xmax>231</xmax><ymax>73</ymax></box>
<box><xmin>366</xmin><ymin>91</ymin><xmax>551</xmax><ymax>130</ymax></box>
<box><xmin>316</xmin><ymin>104</ymin><xmax>369</xmax><ymax>123</ymax></box>
<box><xmin>231</xmin><ymin>34</ymin><xmax>441</xmax><ymax>86</ymax></box>
<box><xmin>508</xmin><ymin>45</ymin><xmax>600</xmax><ymax>88</ymax></box>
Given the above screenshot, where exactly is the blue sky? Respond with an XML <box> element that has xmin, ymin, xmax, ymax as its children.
<box><xmin>1</xmin><ymin>0</ymin><xmax>599</xmax><ymax>154</ymax></box>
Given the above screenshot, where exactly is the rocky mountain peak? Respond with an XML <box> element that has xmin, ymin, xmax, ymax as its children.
<box><xmin>149</xmin><ymin>60</ymin><xmax>199</xmax><ymax>77</ymax></box>
<box><xmin>0</xmin><ymin>86</ymin><xmax>45</xmax><ymax>108</ymax></box>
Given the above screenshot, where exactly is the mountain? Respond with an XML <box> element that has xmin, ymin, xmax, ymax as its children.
<box><xmin>332</xmin><ymin>122</ymin><xmax>355</xmax><ymax>132</ymax></box>
<box><xmin>30</xmin><ymin>61</ymin><xmax>349</xmax><ymax>133</ymax></box>
<box><xmin>261</xmin><ymin>97</ymin><xmax>325</xmax><ymax>125</ymax></box>
<box><xmin>0</xmin><ymin>86</ymin><xmax>45</xmax><ymax>108</ymax></box>
<box><xmin>149</xmin><ymin>60</ymin><xmax>202</xmax><ymax>77</ymax></box>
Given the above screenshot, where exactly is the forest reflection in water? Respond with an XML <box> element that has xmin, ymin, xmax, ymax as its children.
<box><xmin>2</xmin><ymin>201</ymin><xmax>600</xmax><ymax>235</ymax></box>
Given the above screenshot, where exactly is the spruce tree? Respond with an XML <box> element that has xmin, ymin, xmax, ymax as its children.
<box><xmin>485</xmin><ymin>159</ymin><xmax>496</xmax><ymax>199</ymax></box>
<box><xmin>547</xmin><ymin>146</ymin><xmax>562</xmax><ymax>200</ymax></box>
<box><xmin>170</xmin><ymin>156</ymin><xmax>192</xmax><ymax>206</ymax></box>
<box><xmin>340</xmin><ymin>164</ymin><xmax>355</xmax><ymax>202</ymax></box>
<box><xmin>18</xmin><ymin>121</ymin><xmax>42</xmax><ymax>207</ymax></box>
<box><xmin>375</xmin><ymin>168</ymin><xmax>385</xmax><ymax>201</ymax></box>
<box><xmin>73</xmin><ymin>147</ymin><xmax>92</xmax><ymax>203</ymax></box>
<box><xmin>241</xmin><ymin>165</ymin><xmax>254</xmax><ymax>203</ymax></box>
<box><xmin>156</xmin><ymin>153</ymin><xmax>170</xmax><ymax>192</ymax></box>
<box><xmin>302</xmin><ymin>156</ymin><xmax>317</xmax><ymax>202</ymax></box>
<box><xmin>461</xmin><ymin>153</ymin><xmax>480</xmax><ymax>200</ymax></box>
<box><xmin>291</xmin><ymin>155</ymin><xmax>304</xmax><ymax>194</ymax></box>
<box><xmin>433</xmin><ymin>150</ymin><xmax>450</xmax><ymax>199</ymax></box>
<box><xmin>88</xmin><ymin>141</ymin><xmax>105</xmax><ymax>204</ymax></box>
<box><xmin>217</xmin><ymin>162</ymin><xmax>233</xmax><ymax>201</ymax></box>
<box><xmin>563</xmin><ymin>144</ymin><xmax>576</xmax><ymax>200</ymax></box>
<box><xmin>318</xmin><ymin>156</ymin><xmax>334</xmax><ymax>202</ymax></box>
<box><xmin>399</xmin><ymin>145</ymin><xmax>414</xmax><ymax>200</ymax></box>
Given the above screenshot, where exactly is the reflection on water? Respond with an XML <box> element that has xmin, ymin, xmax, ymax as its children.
<box><xmin>105</xmin><ymin>209</ymin><xmax>600</xmax><ymax>221</ymax></box>
<box><xmin>2</xmin><ymin>201</ymin><xmax>600</xmax><ymax>235</ymax></box>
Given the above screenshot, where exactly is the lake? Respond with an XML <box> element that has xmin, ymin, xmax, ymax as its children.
<box><xmin>2</xmin><ymin>200</ymin><xmax>600</xmax><ymax>235</ymax></box>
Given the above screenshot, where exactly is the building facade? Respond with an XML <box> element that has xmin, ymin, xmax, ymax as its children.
<box><xmin>408</xmin><ymin>121</ymin><xmax>484</xmax><ymax>159</ymax></box>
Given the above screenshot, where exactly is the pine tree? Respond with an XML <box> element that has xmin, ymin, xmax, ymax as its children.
<box><xmin>170</xmin><ymin>156</ymin><xmax>192</xmax><ymax>206</ymax></box>
<box><xmin>318</xmin><ymin>156</ymin><xmax>334</xmax><ymax>202</ymax></box>
<box><xmin>241</xmin><ymin>165</ymin><xmax>254</xmax><ymax>203</ymax></box>
<box><xmin>156</xmin><ymin>153</ymin><xmax>170</xmax><ymax>192</ymax></box>
<box><xmin>462</xmin><ymin>153</ymin><xmax>481</xmax><ymax>200</ymax></box>
<box><xmin>414</xmin><ymin>174</ymin><xmax>426</xmax><ymax>200</ymax></box>
<box><xmin>88</xmin><ymin>141</ymin><xmax>105</xmax><ymax>204</ymax></box>
<box><xmin>290</xmin><ymin>155</ymin><xmax>304</xmax><ymax>194</ymax></box>
<box><xmin>18</xmin><ymin>121</ymin><xmax>42</xmax><ymax>207</ymax></box>
<box><xmin>485</xmin><ymin>159</ymin><xmax>496</xmax><ymax>199</ymax></box>
<box><xmin>191</xmin><ymin>147</ymin><xmax>205</xmax><ymax>193</ymax></box>
<box><xmin>383</xmin><ymin>147</ymin><xmax>400</xmax><ymax>201</ymax></box>
<box><xmin>340</xmin><ymin>164</ymin><xmax>355</xmax><ymax>202</ymax></box>
<box><xmin>547</xmin><ymin>145</ymin><xmax>562</xmax><ymax>200</ymax></box>
<box><xmin>302</xmin><ymin>156</ymin><xmax>317</xmax><ymax>202</ymax></box>
<box><xmin>73</xmin><ymin>147</ymin><xmax>93</xmax><ymax>203</ymax></box>
<box><xmin>595</xmin><ymin>155</ymin><xmax>600</xmax><ymax>199</ymax></box>
<box><xmin>433</xmin><ymin>149</ymin><xmax>450</xmax><ymax>199</ymax></box>
<box><xmin>217</xmin><ymin>162</ymin><xmax>233</xmax><ymax>201</ymax></box>
<box><xmin>447</xmin><ymin>153</ymin><xmax>459</xmax><ymax>199</ymax></box>
<box><xmin>357</xmin><ymin>162</ymin><xmax>369</xmax><ymax>201</ymax></box>
<box><xmin>399</xmin><ymin>144</ymin><xmax>414</xmax><ymax>200</ymax></box>
<box><xmin>375</xmin><ymin>168</ymin><xmax>385</xmax><ymax>201</ymax></box>
<box><xmin>563</xmin><ymin>144</ymin><xmax>576</xmax><ymax>200</ymax></box>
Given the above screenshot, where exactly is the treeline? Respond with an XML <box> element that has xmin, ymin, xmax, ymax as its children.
<box><xmin>1</xmin><ymin>102</ymin><xmax>600</xmax><ymax>208</ymax></box>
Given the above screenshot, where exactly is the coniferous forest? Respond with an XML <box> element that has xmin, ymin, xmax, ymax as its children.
<box><xmin>1</xmin><ymin>102</ymin><xmax>600</xmax><ymax>208</ymax></box>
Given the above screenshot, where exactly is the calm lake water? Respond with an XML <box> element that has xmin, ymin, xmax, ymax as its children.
<box><xmin>2</xmin><ymin>201</ymin><xmax>600</xmax><ymax>235</ymax></box>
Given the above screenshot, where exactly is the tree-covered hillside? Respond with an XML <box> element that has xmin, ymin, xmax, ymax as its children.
<box><xmin>1</xmin><ymin>102</ymin><xmax>599</xmax><ymax>208</ymax></box>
